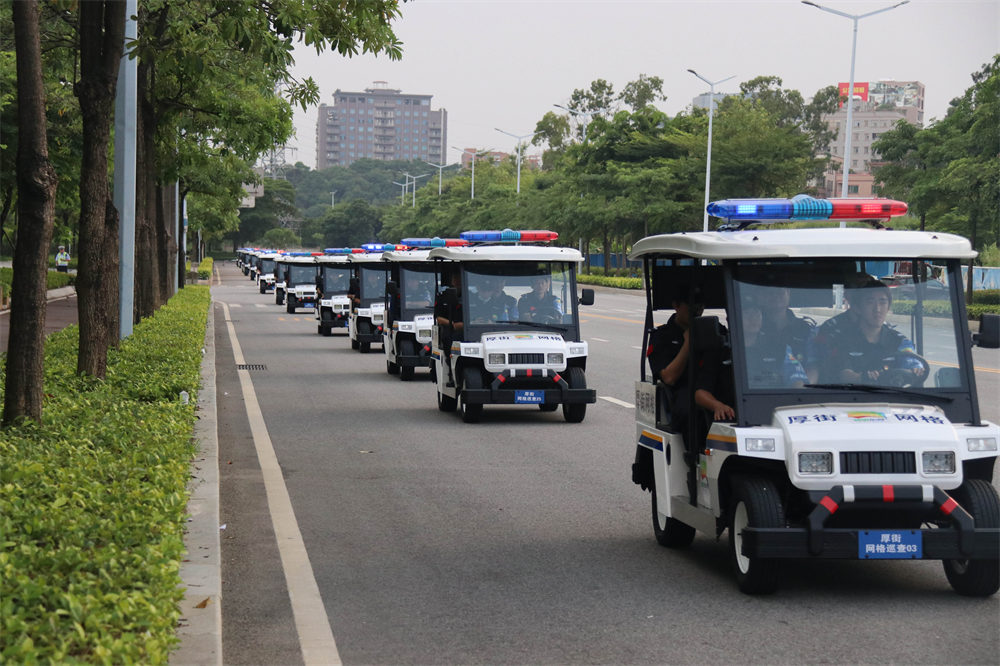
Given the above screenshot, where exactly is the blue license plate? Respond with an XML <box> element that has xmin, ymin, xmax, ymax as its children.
<box><xmin>859</xmin><ymin>530</ymin><xmax>922</xmax><ymax>559</ymax></box>
<box><xmin>514</xmin><ymin>390</ymin><xmax>544</xmax><ymax>404</ymax></box>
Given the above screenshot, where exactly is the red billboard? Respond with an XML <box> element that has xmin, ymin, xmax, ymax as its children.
<box><xmin>838</xmin><ymin>82</ymin><xmax>869</xmax><ymax>106</ymax></box>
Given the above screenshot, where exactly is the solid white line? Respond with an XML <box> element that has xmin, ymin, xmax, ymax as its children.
<box><xmin>599</xmin><ymin>395</ymin><xmax>635</xmax><ymax>408</ymax></box>
<box><xmin>221</xmin><ymin>303</ymin><xmax>341</xmax><ymax>666</ymax></box>
<box><xmin>590</xmin><ymin>337</ymin><xmax>610</xmax><ymax>342</ymax></box>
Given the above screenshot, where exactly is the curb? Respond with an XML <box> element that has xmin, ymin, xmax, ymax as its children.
<box><xmin>172</xmin><ymin>295</ymin><xmax>222</xmax><ymax>665</ymax></box>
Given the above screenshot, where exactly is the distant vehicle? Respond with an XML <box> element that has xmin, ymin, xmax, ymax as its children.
<box><xmin>883</xmin><ymin>274</ymin><xmax>950</xmax><ymax>301</ymax></box>
<box><xmin>382</xmin><ymin>248</ymin><xmax>438</xmax><ymax>380</ymax></box>
<box><xmin>347</xmin><ymin>251</ymin><xmax>389</xmax><ymax>353</ymax></box>
<box><xmin>630</xmin><ymin>195</ymin><xmax>999</xmax><ymax>596</ymax></box>
<box><xmin>279</xmin><ymin>254</ymin><xmax>319</xmax><ymax>314</ymax></box>
<box><xmin>314</xmin><ymin>251</ymin><xmax>353</xmax><ymax>336</ymax></box>
<box><xmin>256</xmin><ymin>252</ymin><xmax>279</xmax><ymax>294</ymax></box>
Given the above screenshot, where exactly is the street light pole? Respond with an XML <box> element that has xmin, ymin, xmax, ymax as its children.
<box><xmin>424</xmin><ymin>160</ymin><xmax>457</xmax><ymax>196</ymax></box>
<box><xmin>330</xmin><ymin>190</ymin><xmax>337</xmax><ymax>207</ymax></box>
<box><xmin>495</xmin><ymin>128</ymin><xmax>540</xmax><ymax>194</ymax></box>
<box><xmin>688</xmin><ymin>69</ymin><xmax>735</xmax><ymax>232</ymax></box>
<box><xmin>391</xmin><ymin>180</ymin><xmax>407</xmax><ymax>205</ymax></box>
<box><xmin>802</xmin><ymin>0</ymin><xmax>910</xmax><ymax>204</ymax></box>
<box><xmin>402</xmin><ymin>172</ymin><xmax>430</xmax><ymax>207</ymax></box>
<box><xmin>553</xmin><ymin>104</ymin><xmax>609</xmax><ymax>143</ymax></box>
<box><xmin>453</xmin><ymin>147</ymin><xmax>490</xmax><ymax>199</ymax></box>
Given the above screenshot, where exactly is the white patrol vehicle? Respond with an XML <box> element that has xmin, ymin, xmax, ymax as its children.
<box><xmin>255</xmin><ymin>252</ymin><xmax>280</xmax><ymax>294</ymax></box>
<box><xmin>630</xmin><ymin>195</ymin><xmax>999</xmax><ymax>596</ymax></box>
<box><xmin>273</xmin><ymin>257</ymin><xmax>287</xmax><ymax>305</ymax></box>
<box><xmin>347</xmin><ymin>250</ymin><xmax>389</xmax><ymax>353</ymax></box>
<box><xmin>382</xmin><ymin>247</ymin><xmax>438</xmax><ymax>380</ymax></box>
<box><xmin>428</xmin><ymin>230</ymin><xmax>597</xmax><ymax>424</ymax></box>
<box><xmin>279</xmin><ymin>253</ymin><xmax>319</xmax><ymax>313</ymax></box>
<box><xmin>314</xmin><ymin>250</ymin><xmax>353</xmax><ymax>336</ymax></box>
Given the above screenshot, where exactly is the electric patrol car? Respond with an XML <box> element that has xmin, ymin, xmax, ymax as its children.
<box><xmin>381</xmin><ymin>245</ymin><xmax>441</xmax><ymax>379</ymax></box>
<box><xmin>279</xmin><ymin>253</ymin><xmax>319</xmax><ymax>314</ymax></box>
<box><xmin>347</xmin><ymin>247</ymin><xmax>391</xmax><ymax>353</ymax></box>
<box><xmin>429</xmin><ymin>230</ymin><xmax>596</xmax><ymax>424</ymax></box>
<box><xmin>314</xmin><ymin>250</ymin><xmax>354</xmax><ymax>336</ymax></box>
<box><xmin>630</xmin><ymin>196</ymin><xmax>1000</xmax><ymax>596</ymax></box>
<box><xmin>255</xmin><ymin>252</ymin><xmax>280</xmax><ymax>294</ymax></box>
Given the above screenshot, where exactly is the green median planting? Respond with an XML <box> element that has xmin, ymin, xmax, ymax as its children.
<box><xmin>1</xmin><ymin>285</ymin><xmax>210</xmax><ymax>664</ymax></box>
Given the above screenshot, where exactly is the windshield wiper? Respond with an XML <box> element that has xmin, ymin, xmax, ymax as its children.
<box><xmin>492</xmin><ymin>319</ymin><xmax>570</xmax><ymax>332</ymax></box>
<box><xmin>803</xmin><ymin>383</ymin><xmax>954</xmax><ymax>403</ymax></box>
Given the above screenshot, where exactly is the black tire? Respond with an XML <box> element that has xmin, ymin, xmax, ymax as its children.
<box><xmin>320</xmin><ymin>310</ymin><xmax>333</xmax><ymax>336</ymax></box>
<box><xmin>437</xmin><ymin>387</ymin><xmax>457</xmax><ymax>412</ymax></box>
<box><xmin>943</xmin><ymin>479</ymin><xmax>1000</xmax><ymax>597</ymax></box>
<box><xmin>276</xmin><ymin>290</ymin><xmax>284</xmax><ymax>306</ymax></box>
<box><xmin>259</xmin><ymin>282</ymin><xmax>266</xmax><ymax>294</ymax></box>
<box><xmin>460</xmin><ymin>366</ymin><xmax>484</xmax><ymax>423</ymax></box>
<box><xmin>562</xmin><ymin>366</ymin><xmax>587</xmax><ymax>423</ymax></box>
<box><xmin>729</xmin><ymin>476</ymin><xmax>784</xmax><ymax>595</ymax></box>
<box><xmin>359</xmin><ymin>341</ymin><xmax>371</xmax><ymax>354</ymax></box>
<box><xmin>387</xmin><ymin>358</ymin><xmax>400</xmax><ymax>375</ymax></box>
<box><xmin>652</xmin><ymin>482</ymin><xmax>696</xmax><ymax>548</ymax></box>
<box><xmin>399</xmin><ymin>339</ymin><xmax>415</xmax><ymax>381</ymax></box>
<box><xmin>539</xmin><ymin>402</ymin><xmax>559</xmax><ymax>412</ymax></box>
<box><xmin>351</xmin><ymin>338</ymin><xmax>359</xmax><ymax>350</ymax></box>
<box><xmin>286</xmin><ymin>295</ymin><xmax>296</xmax><ymax>314</ymax></box>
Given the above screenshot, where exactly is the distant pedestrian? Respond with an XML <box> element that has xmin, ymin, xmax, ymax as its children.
<box><xmin>55</xmin><ymin>245</ymin><xmax>71</xmax><ymax>273</ymax></box>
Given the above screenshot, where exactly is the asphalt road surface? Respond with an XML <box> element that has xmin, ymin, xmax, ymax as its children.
<box><xmin>208</xmin><ymin>259</ymin><xmax>999</xmax><ymax>665</ymax></box>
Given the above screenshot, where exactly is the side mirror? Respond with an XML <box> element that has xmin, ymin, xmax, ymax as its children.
<box><xmin>691</xmin><ymin>315</ymin><xmax>725</xmax><ymax>352</ymax></box>
<box><xmin>579</xmin><ymin>288</ymin><xmax>595</xmax><ymax>306</ymax></box>
<box><xmin>974</xmin><ymin>313</ymin><xmax>999</xmax><ymax>348</ymax></box>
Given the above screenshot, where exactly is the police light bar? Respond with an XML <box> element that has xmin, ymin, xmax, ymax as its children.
<box><xmin>361</xmin><ymin>243</ymin><xmax>408</xmax><ymax>252</ymax></box>
<box><xmin>400</xmin><ymin>237</ymin><xmax>470</xmax><ymax>247</ymax></box>
<box><xmin>286</xmin><ymin>251</ymin><xmax>314</xmax><ymax>256</ymax></box>
<box><xmin>706</xmin><ymin>195</ymin><xmax>908</xmax><ymax>221</ymax></box>
<box><xmin>459</xmin><ymin>229</ymin><xmax>559</xmax><ymax>242</ymax></box>
<box><xmin>324</xmin><ymin>248</ymin><xmax>353</xmax><ymax>254</ymax></box>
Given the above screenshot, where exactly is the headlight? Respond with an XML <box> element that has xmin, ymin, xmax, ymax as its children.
<box><xmin>418</xmin><ymin>329</ymin><xmax>432</xmax><ymax>338</ymax></box>
<box><xmin>922</xmin><ymin>451</ymin><xmax>956</xmax><ymax>474</ymax></box>
<box><xmin>799</xmin><ymin>452</ymin><xmax>833</xmax><ymax>474</ymax></box>
<box><xmin>488</xmin><ymin>353</ymin><xmax>505</xmax><ymax>365</ymax></box>
<box><xmin>466</xmin><ymin>346</ymin><xmax>481</xmax><ymax>356</ymax></box>
<box><xmin>746</xmin><ymin>437</ymin><xmax>775</xmax><ymax>452</ymax></box>
<box><xmin>547</xmin><ymin>353</ymin><xmax>564</xmax><ymax>365</ymax></box>
<box><xmin>569</xmin><ymin>345</ymin><xmax>586</xmax><ymax>355</ymax></box>
<box><xmin>967</xmin><ymin>437</ymin><xmax>998</xmax><ymax>452</ymax></box>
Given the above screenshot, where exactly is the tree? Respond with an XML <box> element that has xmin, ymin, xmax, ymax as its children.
<box><xmin>261</xmin><ymin>226</ymin><xmax>300</xmax><ymax>249</ymax></box>
<box><xmin>74</xmin><ymin>0</ymin><xmax>125</xmax><ymax>377</ymax></box>
<box><xmin>322</xmin><ymin>199</ymin><xmax>381</xmax><ymax>247</ymax></box>
<box><xmin>4</xmin><ymin>0</ymin><xmax>58</xmax><ymax>424</ymax></box>
<box><xmin>232</xmin><ymin>179</ymin><xmax>299</xmax><ymax>246</ymax></box>
<box><xmin>619</xmin><ymin>73</ymin><xmax>665</xmax><ymax>111</ymax></box>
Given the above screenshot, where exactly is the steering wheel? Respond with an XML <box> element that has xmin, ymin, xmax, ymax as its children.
<box><xmin>877</xmin><ymin>351</ymin><xmax>930</xmax><ymax>388</ymax></box>
<box><xmin>530</xmin><ymin>306</ymin><xmax>561</xmax><ymax>325</ymax></box>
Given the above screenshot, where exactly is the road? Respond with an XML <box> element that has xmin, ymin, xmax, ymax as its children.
<box><xmin>209</xmin><ymin>259</ymin><xmax>999</xmax><ymax>665</ymax></box>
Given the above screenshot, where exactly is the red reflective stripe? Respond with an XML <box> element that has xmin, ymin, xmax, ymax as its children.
<box><xmin>940</xmin><ymin>497</ymin><xmax>958</xmax><ymax>515</ymax></box>
<box><xmin>645</xmin><ymin>344</ymin><xmax>653</xmax><ymax>357</ymax></box>
<box><xmin>526</xmin><ymin>369</ymin><xmax>533</xmax><ymax>377</ymax></box>
<box><xmin>497</xmin><ymin>375</ymin><xmax>506</xmax><ymax>383</ymax></box>
<box><xmin>820</xmin><ymin>496</ymin><xmax>839</xmax><ymax>514</ymax></box>
<box><xmin>883</xmin><ymin>486</ymin><xmax>894</xmax><ymax>503</ymax></box>
<box><xmin>553</xmin><ymin>374</ymin><xmax>562</xmax><ymax>383</ymax></box>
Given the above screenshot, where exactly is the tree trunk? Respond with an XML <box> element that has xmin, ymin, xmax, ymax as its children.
<box><xmin>156</xmin><ymin>183</ymin><xmax>176</xmax><ymax>304</ymax></box>
<box><xmin>134</xmin><ymin>59</ymin><xmax>158</xmax><ymax>319</ymax></box>
<box><xmin>75</xmin><ymin>0</ymin><xmax>125</xmax><ymax>377</ymax></box>
<box><xmin>4</xmin><ymin>1</ymin><xmax>58</xmax><ymax>425</ymax></box>
<box><xmin>601</xmin><ymin>230</ymin><xmax>610</xmax><ymax>276</ymax></box>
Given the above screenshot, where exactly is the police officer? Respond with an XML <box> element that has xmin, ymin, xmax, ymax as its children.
<box><xmin>55</xmin><ymin>245</ymin><xmax>71</xmax><ymax>273</ymax></box>
<box><xmin>518</xmin><ymin>275</ymin><xmax>562</xmax><ymax>323</ymax></box>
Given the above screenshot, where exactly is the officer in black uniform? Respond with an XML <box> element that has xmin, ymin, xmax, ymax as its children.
<box><xmin>518</xmin><ymin>275</ymin><xmax>562</xmax><ymax>323</ymax></box>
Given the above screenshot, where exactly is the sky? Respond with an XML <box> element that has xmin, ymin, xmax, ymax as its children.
<box><xmin>286</xmin><ymin>0</ymin><xmax>999</xmax><ymax>169</ymax></box>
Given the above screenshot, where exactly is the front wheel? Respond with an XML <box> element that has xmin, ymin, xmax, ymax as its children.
<box><xmin>259</xmin><ymin>282</ymin><xmax>266</xmax><ymax>294</ymax></box>
<box><xmin>276</xmin><ymin>289</ymin><xmax>284</xmax><ymax>306</ymax></box>
<box><xmin>399</xmin><ymin>339</ymin><xmax>416</xmax><ymax>381</ymax></box>
<box><xmin>286</xmin><ymin>295</ymin><xmax>296</xmax><ymax>314</ymax></box>
<box><xmin>460</xmin><ymin>367</ymin><xmax>484</xmax><ymax>423</ymax></box>
<box><xmin>943</xmin><ymin>479</ymin><xmax>1000</xmax><ymax>597</ymax></box>
<box><xmin>437</xmin><ymin>387</ymin><xmax>457</xmax><ymax>412</ymax></box>
<box><xmin>562</xmin><ymin>366</ymin><xmax>587</xmax><ymax>423</ymax></box>
<box><xmin>729</xmin><ymin>476</ymin><xmax>784</xmax><ymax>595</ymax></box>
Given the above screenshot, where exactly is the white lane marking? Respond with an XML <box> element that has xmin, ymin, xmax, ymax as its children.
<box><xmin>631</xmin><ymin>345</ymin><xmax>642</xmax><ymax>350</ymax></box>
<box><xmin>221</xmin><ymin>303</ymin><xmax>341</xmax><ymax>666</ymax></box>
<box><xmin>590</xmin><ymin>337</ymin><xmax>610</xmax><ymax>342</ymax></box>
<box><xmin>599</xmin><ymin>395</ymin><xmax>635</xmax><ymax>408</ymax></box>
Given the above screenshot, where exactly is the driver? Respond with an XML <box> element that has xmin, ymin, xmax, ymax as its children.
<box><xmin>518</xmin><ymin>275</ymin><xmax>562</xmax><ymax>323</ymax></box>
<box><xmin>471</xmin><ymin>277</ymin><xmax>518</xmax><ymax>323</ymax></box>
<box><xmin>815</xmin><ymin>277</ymin><xmax>926</xmax><ymax>384</ymax></box>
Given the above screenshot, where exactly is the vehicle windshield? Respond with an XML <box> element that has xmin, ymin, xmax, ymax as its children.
<box><xmin>286</xmin><ymin>264</ymin><xmax>315</xmax><ymax>286</ymax></box>
<box><xmin>259</xmin><ymin>258</ymin><xmax>276</xmax><ymax>274</ymax></box>
<box><xmin>731</xmin><ymin>259</ymin><xmax>965</xmax><ymax>393</ymax></box>
<box><xmin>358</xmin><ymin>266</ymin><xmax>387</xmax><ymax>303</ymax></box>
<box><xmin>400</xmin><ymin>267</ymin><xmax>436</xmax><ymax>313</ymax></box>
<box><xmin>462</xmin><ymin>262</ymin><xmax>577</xmax><ymax>329</ymax></box>
<box><xmin>321</xmin><ymin>266</ymin><xmax>350</xmax><ymax>293</ymax></box>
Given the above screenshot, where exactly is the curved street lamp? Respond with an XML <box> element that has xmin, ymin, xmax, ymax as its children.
<box><xmin>495</xmin><ymin>128</ymin><xmax>540</xmax><ymax>194</ymax></box>
<box><xmin>553</xmin><ymin>104</ymin><xmax>610</xmax><ymax>143</ymax></box>
<box><xmin>452</xmin><ymin>147</ymin><xmax>491</xmax><ymax>199</ymax></box>
<box><xmin>688</xmin><ymin>69</ymin><xmax>735</xmax><ymax>232</ymax></box>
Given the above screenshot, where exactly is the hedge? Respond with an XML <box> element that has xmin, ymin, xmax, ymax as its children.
<box><xmin>0</xmin><ymin>285</ymin><xmax>210</xmax><ymax>664</ymax></box>
<box><xmin>196</xmin><ymin>257</ymin><xmax>213</xmax><ymax>281</ymax></box>
<box><xmin>0</xmin><ymin>268</ymin><xmax>74</xmax><ymax>297</ymax></box>
<box><xmin>577</xmin><ymin>273</ymin><xmax>643</xmax><ymax>290</ymax></box>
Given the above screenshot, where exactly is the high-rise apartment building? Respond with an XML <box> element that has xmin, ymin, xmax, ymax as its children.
<box><xmin>315</xmin><ymin>81</ymin><xmax>447</xmax><ymax>169</ymax></box>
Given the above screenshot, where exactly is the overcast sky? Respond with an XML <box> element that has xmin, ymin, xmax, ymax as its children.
<box><xmin>287</xmin><ymin>0</ymin><xmax>998</xmax><ymax>169</ymax></box>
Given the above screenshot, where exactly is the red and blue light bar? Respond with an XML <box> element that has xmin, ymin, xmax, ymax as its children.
<box><xmin>706</xmin><ymin>195</ymin><xmax>907</xmax><ymax>221</ymax></box>
<box><xmin>459</xmin><ymin>229</ymin><xmax>559</xmax><ymax>242</ymax></box>
<box><xmin>400</xmin><ymin>237</ymin><xmax>470</xmax><ymax>248</ymax></box>
<box><xmin>361</xmin><ymin>243</ymin><xmax>409</xmax><ymax>252</ymax></box>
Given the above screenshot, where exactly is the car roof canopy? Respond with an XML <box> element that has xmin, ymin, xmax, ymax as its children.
<box><xmin>428</xmin><ymin>245</ymin><xmax>583</xmax><ymax>263</ymax></box>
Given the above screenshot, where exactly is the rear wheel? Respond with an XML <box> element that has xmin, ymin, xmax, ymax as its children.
<box><xmin>276</xmin><ymin>289</ymin><xmax>284</xmax><ymax>306</ymax></box>
<box><xmin>320</xmin><ymin>310</ymin><xmax>333</xmax><ymax>336</ymax></box>
<box><xmin>437</xmin><ymin>387</ymin><xmax>457</xmax><ymax>412</ymax></box>
<box><xmin>259</xmin><ymin>282</ymin><xmax>266</xmax><ymax>294</ymax></box>
<box><xmin>729</xmin><ymin>476</ymin><xmax>784</xmax><ymax>595</ymax></box>
<box><xmin>286</xmin><ymin>295</ymin><xmax>296</xmax><ymax>314</ymax></box>
<box><xmin>562</xmin><ymin>366</ymin><xmax>587</xmax><ymax>423</ymax></box>
<box><xmin>387</xmin><ymin>359</ymin><xmax>400</xmax><ymax>375</ymax></box>
<box><xmin>399</xmin><ymin>339</ymin><xmax>416</xmax><ymax>381</ymax></box>
<box><xmin>460</xmin><ymin>367</ymin><xmax>484</xmax><ymax>423</ymax></box>
<box><xmin>943</xmin><ymin>479</ymin><xmax>1000</xmax><ymax>597</ymax></box>
<box><xmin>652</xmin><ymin>482</ymin><xmax>696</xmax><ymax>548</ymax></box>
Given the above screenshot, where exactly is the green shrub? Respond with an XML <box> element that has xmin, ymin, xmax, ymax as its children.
<box><xmin>577</xmin><ymin>273</ymin><xmax>643</xmax><ymax>290</ymax></box>
<box><xmin>1</xmin><ymin>268</ymin><xmax>75</xmax><ymax>297</ymax></box>
<box><xmin>0</xmin><ymin>286</ymin><xmax>210</xmax><ymax>664</ymax></box>
<box><xmin>893</xmin><ymin>299</ymin><xmax>1000</xmax><ymax>318</ymax></box>
<box><xmin>196</xmin><ymin>257</ymin><xmax>213</xmax><ymax>280</ymax></box>
<box><xmin>970</xmin><ymin>289</ymin><xmax>1000</xmax><ymax>305</ymax></box>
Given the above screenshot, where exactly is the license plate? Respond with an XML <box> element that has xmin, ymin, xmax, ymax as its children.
<box><xmin>858</xmin><ymin>530</ymin><xmax>922</xmax><ymax>559</ymax></box>
<box><xmin>514</xmin><ymin>390</ymin><xmax>544</xmax><ymax>404</ymax></box>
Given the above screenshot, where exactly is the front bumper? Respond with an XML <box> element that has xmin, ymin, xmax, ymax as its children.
<box><xmin>742</xmin><ymin>484</ymin><xmax>1000</xmax><ymax>560</ymax></box>
<box><xmin>462</xmin><ymin>368</ymin><xmax>597</xmax><ymax>406</ymax></box>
